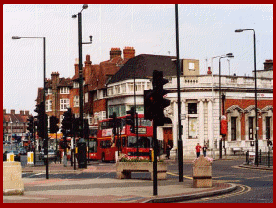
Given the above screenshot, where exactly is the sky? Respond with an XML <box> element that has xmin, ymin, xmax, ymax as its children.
<box><xmin>3</xmin><ymin>4</ymin><xmax>273</xmax><ymax>115</ymax></box>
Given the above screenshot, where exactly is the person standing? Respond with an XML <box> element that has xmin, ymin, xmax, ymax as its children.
<box><xmin>195</xmin><ymin>143</ymin><xmax>202</xmax><ymax>158</ymax></box>
<box><xmin>202</xmin><ymin>144</ymin><xmax>207</xmax><ymax>157</ymax></box>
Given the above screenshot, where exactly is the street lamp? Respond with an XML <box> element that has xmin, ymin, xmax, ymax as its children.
<box><xmin>12</xmin><ymin>35</ymin><xmax>48</xmax><ymax>178</ymax></box>
<box><xmin>218</xmin><ymin>53</ymin><xmax>234</xmax><ymax>159</ymax></box>
<box><xmin>235</xmin><ymin>28</ymin><xmax>258</xmax><ymax>166</ymax></box>
<box><xmin>72</xmin><ymin>4</ymin><xmax>92</xmax><ymax>168</ymax></box>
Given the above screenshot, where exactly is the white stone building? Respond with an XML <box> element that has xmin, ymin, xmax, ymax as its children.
<box><xmin>106</xmin><ymin>55</ymin><xmax>273</xmax><ymax>158</ymax></box>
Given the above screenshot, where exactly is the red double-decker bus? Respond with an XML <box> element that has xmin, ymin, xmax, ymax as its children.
<box><xmin>93</xmin><ymin>114</ymin><xmax>153</xmax><ymax>162</ymax></box>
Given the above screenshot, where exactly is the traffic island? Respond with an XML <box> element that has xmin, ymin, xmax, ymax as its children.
<box><xmin>193</xmin><ymin>156</ymin><xmax>213</xmax><ymax>188</ymax></box>
<box><xmin>3</xmin><ymin>161</ymin><xmax>24</xmax><ymax>195</ymax></box>
<box><xmin>116</xmin><ymin>162</ymin><xmax>167</xmax><ymax>180</ymax></box>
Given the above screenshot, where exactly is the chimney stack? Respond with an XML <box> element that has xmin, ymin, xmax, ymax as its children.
<box><xmin>25</xmin><ymin>111</ymin><xmax>29</xmax><ymax>116</ymax></box>
<box><xmin>51</xmin><ymin>72</ymin><xmax>60</xmax><ymax>90</ymax></box>
<box><xmin>85</xmin><ymin>55</ymin><xmax>92</xmax><ymax>66</ymax></box>
<box><xmin>20</xmin><ymin>110</ymin><xmax>24</xmax><ymax>115</ymax></box>
<box><xmin>123</xmin><ymin>47</ymin><xmax>135</xmax><ymax>60</ymax></box>
<box><xmin>264</xmin><ymin>59</ymin><xmax>273</xmax><ymax>71</ymax></box>
<box><xmin>11</xmin><ymin>109</ymin><xmax>15</xmax><ymax>114</ymax></box>
<box><xmin>3</xmin><ymin>109</ymin><xmax>6</xmax><ymax>115</ymax></box>
<box><xmin>110</xmin><ymin>48</ymin><xmax>122</xmax><ymax>60</ymax></box>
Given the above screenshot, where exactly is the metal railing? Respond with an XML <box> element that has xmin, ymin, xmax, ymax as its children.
<box><xmin>245</xmin><ymin>149</ymin><xmax>273</xmax><ymax>167</ymax></box>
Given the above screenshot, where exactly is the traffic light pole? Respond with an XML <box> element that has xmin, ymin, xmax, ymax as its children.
<box><xmin>153</xmin><ymin>120</ymin><xmax>158</xmax><ymax>196</ymax></box>
<box><xmin>175</xmin><ymin>4</ymin><xmax>183</xmax><ymax>182</ymax></box>
<box><xmin>42</xmin><ymin>37</ymin><xmax>49</xmax><ymax>180</ymax></box>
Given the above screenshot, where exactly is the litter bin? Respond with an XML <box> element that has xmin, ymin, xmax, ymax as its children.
<box><xmin>77</xmin><ymin>138</ymin><xmax>87</xmax><ymax>168</ymax></box>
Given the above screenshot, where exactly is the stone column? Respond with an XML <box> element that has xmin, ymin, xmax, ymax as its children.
<box><xmin>172</xmin><ymin>100</ymin><xmax>178</xmax><ymax>150</ymax></box>
<box><xmin>207</xmin><ymin>99</ymin><xmax>214</xmax><ymax>149</ymax></box>
<box><xmin>198</xmin><ymin>99</ymin><xmax>204</xmax><ymax>145</ymax></box>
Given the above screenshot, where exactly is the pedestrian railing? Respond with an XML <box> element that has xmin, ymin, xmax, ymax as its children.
<box><xmin>245</xmin><ymin>150</ymin><xmax>273</xmax><ymax>167</ymax></box>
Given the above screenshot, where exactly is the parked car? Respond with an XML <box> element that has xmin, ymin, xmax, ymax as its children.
<box><xmin>3</xmin><ymin>150</ymin><xmax>20</xmax><ymax>161</ymax></box>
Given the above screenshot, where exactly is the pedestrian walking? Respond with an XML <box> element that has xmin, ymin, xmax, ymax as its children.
<box><xmin>166</xmin><ymin>144</ymin><xmax>171</xmax><ymax>159</ymax></box>
<box><xmin>195</xmin><ymin>143</ymin><xmax>202</xmax><ymax>158</ymax></box>
<box><xmin>202</xmin><ymin>144</ymin><xmax>207</xmax><ymax>157</ymax></box>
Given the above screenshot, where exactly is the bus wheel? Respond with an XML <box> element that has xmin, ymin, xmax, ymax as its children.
<box><xmin>101</xmin><ymin>153</ymin><xmax>105</xmax><ymax>162</ymax></box>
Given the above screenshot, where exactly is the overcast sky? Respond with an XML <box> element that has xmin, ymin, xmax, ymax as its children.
<box><xmin>3</xmin><ymin>4</ymin><xmax>273</xmax><ymax>114</ymax></box>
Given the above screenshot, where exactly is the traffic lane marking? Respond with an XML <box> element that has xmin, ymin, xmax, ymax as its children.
<box><xmin>167</xmin><ymin>172</ymin><xmax>193</xmax><ymax>180</ymax></box>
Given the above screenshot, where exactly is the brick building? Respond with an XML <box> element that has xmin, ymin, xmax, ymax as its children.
<box><xmin>3</xmin><ymin>109</ymin><xmax>31</xmax><ymax>142</ymax></box>
<box><xmin>36</xmin><ymin>47</ymin><xmax>135</xmax><ymax>140</ymax></box>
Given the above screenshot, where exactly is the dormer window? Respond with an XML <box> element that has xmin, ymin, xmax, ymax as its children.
<box><xmin>73</xmin><ymin>82</ymin><xmax>79</xmax><ymax>88</ymax></box>
<box><xmin>60</xmin><ymin>87</ymin><xmax>69</xmax><ymax>94</ymax></box>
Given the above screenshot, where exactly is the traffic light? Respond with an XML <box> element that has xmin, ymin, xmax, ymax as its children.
<box><xmin>126</xmin><ymin>107</ymin><xmax>135</xmax><ymax>133</ymax></box>
<box><xmin>34</xmin><ymin>102</ymin><xmax>47</xmax><ymax>138</ymax></box>
<box><xmin>144</xmin><ymin>70</ymin><xmax>171</xmax><ymax>126</ymax></box>
<box><xmin>109</xmin><ymin>112</ymin><xmax>118</xmax><ymax>135</ymax></box>
<box><xmin>61</xmin><ymin>108</ymin><xmax>73</xmax><ymax>137</ymax></box>
<box><xmin>27</xmin><ymin>116</ymin><xmax>34</xmax><ymax>135</ymax></box>
<box><xmin>50</xmin><ymin>116</ymin><xmax>59</xmax><ymax>133</ymax></box>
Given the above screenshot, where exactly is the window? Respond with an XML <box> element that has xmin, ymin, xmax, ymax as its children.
<box><xmin>188</xmin><ymin>103</ymin><xmax>197</xmax><ymax>114</ymax></box>
<box><xmin>136</xmin><ymin>82</ymin><xmax>145</xmax><ymax>92</ymax></box>
<box><xmin>46</xmin><ymin>88</ymin><xmax>52</xmax><ymax>95</ymax></box>
<box><xmin>231</xmin><ymin>117</ymin><xmax>237</xmax><ymax>141</ymax></box>
<box><xmin>189</xmin><ymin>62</ymin><xmax>195</xmax><ymax>70</ymax></box>
<box><xmin>60</xmin><ymin>87</ymin><xmax>69</xmax><ymax>94</ymax></box>
<box><xmin>46</xmin><ymin>100</ymin><xmax>52</xmax><ymax>112</ymax></box>
<box><xmin>115</xmin><ymin>85</ymin><xmax>120</xmax><ymax>94</ymax></box>
<box><xmin>121</xmin><ymin>84</ymin><xmax>126</xmax><ymax>93</ymax></box>
<box><xmin>74</xmin><ymin>96</ymin><xmax>79</xmax><ymax>107</ymax></box>
<box><xmin>108</xmin><ymin>87</ymin><xmax>113</xmax><ymax>96</ymax></box>
<box><xmin>60</xmin><ymin>99</ymin><xmax>70</xmax><ymax>111</ymax></box>
<box><xmin>85</xmin><ymin>93</ymin><xmax>89</xmax><ymax>103</ymax></box>
<box><xmin>266</xmin><ymin>117</ymin><xmax>271</xmax><ymax>140</ymax></box>
<box><xmin>73</xmin><ymin>82</ymin><xmax>79</xmax><ymax>88</ymax></box>
<box><xmin>128</xmin><ymin>83</ymin><xmax>134</xmax><ymax>92</ymax></box>
<box><xmin>248</xmin><ymin>117</ymin><xmax>254</xmax><ymax>140</ymax></box>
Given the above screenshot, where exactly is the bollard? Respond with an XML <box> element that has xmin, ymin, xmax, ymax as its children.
<box><xmin>27</xmin><ymin>152</ymin><xmax>34</xmax><ymax>165</ymax></box>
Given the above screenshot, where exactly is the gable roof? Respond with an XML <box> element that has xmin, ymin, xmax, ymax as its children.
<box><xmin>107</xmin><ymin>54</ymin><xmax>177</xmax><ymax>85</ymax></box>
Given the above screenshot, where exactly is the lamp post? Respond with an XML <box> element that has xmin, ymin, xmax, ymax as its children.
<box><xmin>175</xmin><ymin>4</ymin><xmax>183</xmax><ymax>182</ymax></box>
<box><xmin>235</xmin><ymin>29</ymin><xmax>258</xmax><ymax>166</ymax></box>
<box><xmin>72</xmin><ymin>4</ymin><xmax>92</xmax><ymax>167</ymax></box>
<box><xmin>218</xmin><ymin>53</ymin><xmax>234</xmax><ymax>159</ymax></box>
<box><xmin>12</xmin><ymin>36</ymin><xmax>48</xmax><ymax>178</ymax></box>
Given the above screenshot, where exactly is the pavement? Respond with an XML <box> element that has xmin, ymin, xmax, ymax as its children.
<box><xmin>4</xmin><ymin>158</ymin><xmax>270</xmax><ymax>203</ymax></box>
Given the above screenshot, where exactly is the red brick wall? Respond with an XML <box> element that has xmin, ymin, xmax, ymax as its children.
<box><xmin>93</xmin><ymin>99</ymin><xmax>106</xmax><ymax>113</ymax></box>
<box><xmin>225</xmin><ymin>99</ymin><xmax>273</xmax><ymax>140</ymax></box>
